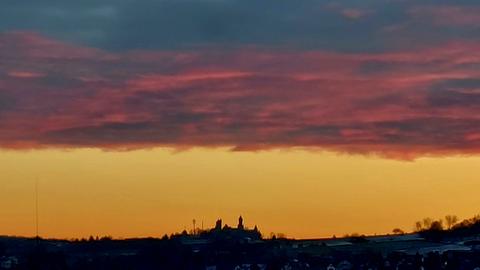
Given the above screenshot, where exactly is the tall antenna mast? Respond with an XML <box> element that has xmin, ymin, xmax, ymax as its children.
<box><xmin>35</xmin><ymin>178</ymin><xmax>39</xmax><ymax>241</ymax></box>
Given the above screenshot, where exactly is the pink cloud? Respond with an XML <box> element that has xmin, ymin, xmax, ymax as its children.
<box><xmin>1</xmin><ymin>32</ymin><xmax>480</xmax><ymax>159</ymax></box>
<box><xmin>7</xmin><ymin>71</ymin><xmax>46</xmax><ymax>78</ymax></box>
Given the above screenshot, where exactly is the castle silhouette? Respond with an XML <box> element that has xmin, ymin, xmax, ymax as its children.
<box><xmin>204</xmin><ymin>216</ymin><xmax>262</xmax><ymax>241</ymax></box>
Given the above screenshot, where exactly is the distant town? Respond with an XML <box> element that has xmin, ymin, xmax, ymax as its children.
<box><xmin>1</xmin><ymin>215</ymin><xmax>480</xmax><ymax>269</ymax></box>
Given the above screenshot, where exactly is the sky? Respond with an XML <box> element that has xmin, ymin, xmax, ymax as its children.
<box><xmin>1</xmin><ymin>0</ymin><xmax>480</xmax><ymax>239</ymax></box>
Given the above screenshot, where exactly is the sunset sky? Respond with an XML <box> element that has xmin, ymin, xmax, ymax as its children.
<box><xmin>1</xmin><ymin>0</ymin><xmax>480</xmax><ymax>239</ymax></box>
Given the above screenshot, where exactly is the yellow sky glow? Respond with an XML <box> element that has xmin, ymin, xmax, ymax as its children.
<box><xmin>0</xmin><ymin>148</ymin><xmax>479</xmax><ymax>239</ymax></box>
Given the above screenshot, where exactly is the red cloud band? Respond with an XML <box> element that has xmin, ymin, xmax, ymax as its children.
<box><xmin>1</xmin><ymin>32</ymin><xmax>480</xmax><ymax>159</ymax></box>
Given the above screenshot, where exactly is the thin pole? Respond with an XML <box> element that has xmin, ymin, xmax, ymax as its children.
<box><xmin>193</xmin><ymin>219</ymin><xmax>196</xmax><ymax>235</ymax></box>
<box><xmin>35</xmin><ymin>178</ymin><xmax>39</xmax><ymax>240</ymax></box>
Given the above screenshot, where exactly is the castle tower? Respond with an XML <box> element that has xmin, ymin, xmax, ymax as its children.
<box><xmin>237</xmin><ymin>215</ymin><xmax>244</xmax><ymax>230</ymax></box>
<box><xmin>215</xmin><ymin>219</ymin><xmax>222</xmax><ymax>230</ymax></box>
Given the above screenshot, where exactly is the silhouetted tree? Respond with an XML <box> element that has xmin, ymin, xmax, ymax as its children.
<box><xmin>445</xmin><ymin>215</ymin><xmax>458</xmax><ymax>229</ymax></box>
<box><xmin>415</xmin><ymin>221</ymin><xmax>423</xmax><ymax>232</ymax></box>
<box><xmin>99</xmin><ymin>235</ymin><xmax>113</xmax><ymax>241</ymax></box>
<box><xmin>392</xmin><ymin>228</ymin><xmax>404</xmax><ymax>235</ymax></box>
<box><xmin>420</xmin><ymin>219</ymin><xmax>445</xmax><ymax>241</ymax></box>
<box><xmin>423</xmin><ymin>218</ymin><xmax>433</xmax><ymax>229</ymax></box>
<box><xmin>430</xmin><ymin>220</ymin><xmax>444</xmax><ymax>231</ymax></box>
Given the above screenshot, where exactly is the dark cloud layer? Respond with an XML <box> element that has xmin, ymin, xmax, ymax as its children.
<box><xmin>1</xmin><ymin>32</ymin><xmax>480</xmax><ymax>158</ymax></box>
<box><xmin>2</xmin><ymin>0</ymin><xmax>480</xmax><ymax>51</ymax></box>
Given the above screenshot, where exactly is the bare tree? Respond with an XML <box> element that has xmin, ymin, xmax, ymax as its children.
<box><xmin>423</xmin><ymin>218</ymin><xmax>433</xmax><ymax>229</ymax></box>
<box><xmin>415</xmin><ymin>221</ymin><xmax>423</xmax><ymax>232</ymax></box>
<box><xmin>445</xmin><ymin>215</ymin><xmax>458</xmax><ymax>230</ymax></box>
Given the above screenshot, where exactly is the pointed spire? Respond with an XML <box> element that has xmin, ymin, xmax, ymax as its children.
<box><xmin>238</xmin><ymin>215</ymin><xmax>244</xmax><ymax>230</ymax></box>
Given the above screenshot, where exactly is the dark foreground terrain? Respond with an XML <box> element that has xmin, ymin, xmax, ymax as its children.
<box><xmin>1</xmin><ymin>233</ymin><xmax>480</xmax><ymax>269</ymax></box>
<box><xmin>2</xmin><ymin>217</ymin><xmax>480</xmax><ymax>269</ymax></box>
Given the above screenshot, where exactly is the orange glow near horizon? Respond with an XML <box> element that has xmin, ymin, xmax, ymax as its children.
<box><xmin>0</xmin><ymin>148</ymin><xmax>479</xmax><ymax>239</ymax></box>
